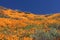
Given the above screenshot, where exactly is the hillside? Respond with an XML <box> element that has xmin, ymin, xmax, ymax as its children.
<box><xmin>0</xmin><ymin>6</ymin><xmax>60</xmax><ymax>40</ymax></box>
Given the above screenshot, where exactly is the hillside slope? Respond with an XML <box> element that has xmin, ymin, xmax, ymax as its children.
<box><xmin>0</xmin><ymin>6</ymin><xmax>60</xmax><ymax>40</ymax></box>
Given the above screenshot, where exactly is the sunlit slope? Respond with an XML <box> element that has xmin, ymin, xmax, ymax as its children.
<box><xmin>0</xmin><ymin>6</ymin><xmax>60</xmax><ymax>40</ymax></box>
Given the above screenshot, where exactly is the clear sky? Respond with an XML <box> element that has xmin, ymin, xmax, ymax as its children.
<box><xmin>0</xmin><ymin>0</ymin><xmax>60</xmax><ymax>14</ymax></box>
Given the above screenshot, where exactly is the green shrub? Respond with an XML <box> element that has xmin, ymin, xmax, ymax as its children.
<box><xmin>0</xmin><ymin>13</ymin><xmax>10</xmax><ymax>18</ymax></box>
<box><xmin>48</xmin><ymin>23</ymin><xmax>60</xmax><ymax>30</ymax></box>
<box><xmin>30</xmin><ymin>27</ymin><xmax>59</xmax><ymax>40</ymax></box>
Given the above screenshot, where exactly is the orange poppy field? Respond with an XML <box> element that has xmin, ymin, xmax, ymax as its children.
<box><xmin>0</xmin><ymin>6</ymin><xmax>60</xmax><ymax>40</ymax></box>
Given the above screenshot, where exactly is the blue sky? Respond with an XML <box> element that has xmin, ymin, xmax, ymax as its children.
<box><xmin>0</xmin><ymin>0</ymin><xmax>60</xmax><ymax>14</ymax></box>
